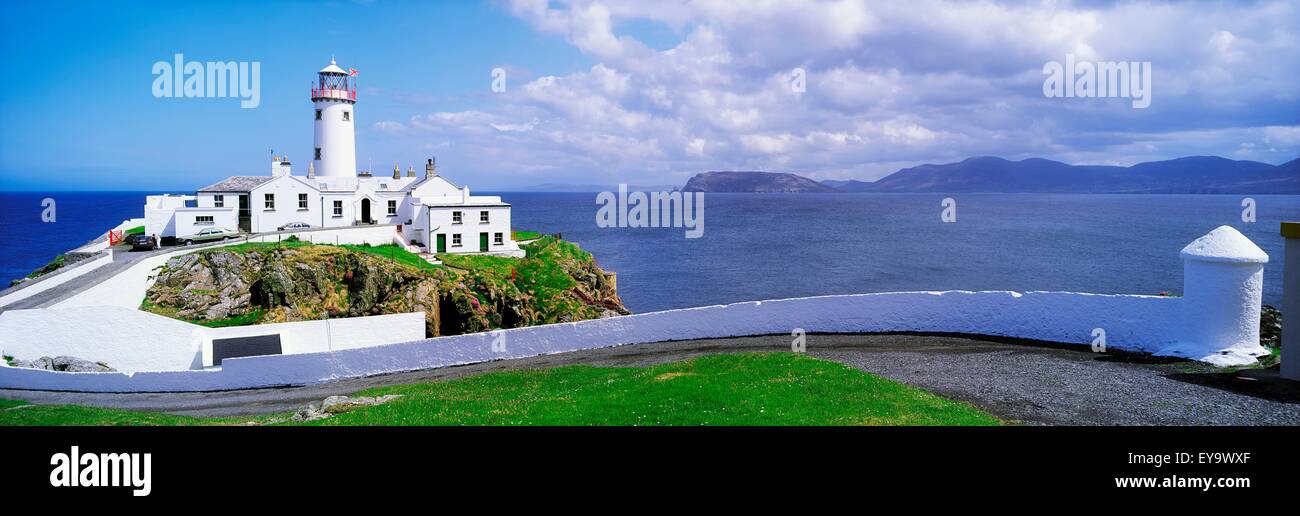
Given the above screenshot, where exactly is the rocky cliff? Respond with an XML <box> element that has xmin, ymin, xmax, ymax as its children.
<box><xmin>142</xmin><ymin>237</ymin><xmax>628</xmax><ymax>337</ymax></box>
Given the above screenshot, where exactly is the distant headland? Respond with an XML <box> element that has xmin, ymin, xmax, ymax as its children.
<box><xmin>679</xmin><ymin>155</ymin><xmax>1300</xmax><ymax>194</ymax></box>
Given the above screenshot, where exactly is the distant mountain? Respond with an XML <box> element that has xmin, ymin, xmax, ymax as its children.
<box><xmin>859</xmin><ymin>156</ymin><xmax>1299</xmax><ymax>194</ymax></box>
<box><xmin>820</xmin><ymin>179</ymin><xmax>876</xmax><ymax>192</ymax></box>
<box><xmin>505</xmin><ymin>183</ymin><xmax>680</xmax><ymax>193</ymax></box>
<box><xmin>682</xmin><ymin>171</ymin><xmax>838</xmax><ymax>193</ymax></box>
<box><xmin>694</xmin><ymin>156</ymin><xmax>1299</xmax><ymax>194</ymax></box>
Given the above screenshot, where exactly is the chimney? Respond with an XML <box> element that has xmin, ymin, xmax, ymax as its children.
<box><xmin>407</xmin><ymin>166</ymin><xmax>415</xmax><ymax>178</ymax></box>
<box><xmin>307</xmin><ymin>161</ymin><xmax>315</xmax><ymax>179</ymax></box>
<box><xmin>393</xmin><ymin>163</ymin><xmax>401</xmax><ymax>179</ymax></box>
<box><xmin>425</xmin><ymin>157</ymin><xmax>436</xmax><ymax>177</ymax></box>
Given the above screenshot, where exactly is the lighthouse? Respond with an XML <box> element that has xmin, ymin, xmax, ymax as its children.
<box><xmin>311</xmin><ymin>58</ymin><xmax>357</xmax><ymax>178</ymax></box>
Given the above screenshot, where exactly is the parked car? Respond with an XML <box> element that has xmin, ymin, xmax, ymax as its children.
<box><xmin>178</xmin><ymin>227</ymin><xmax>241</xmax><ymax>245</ymax></box>
<box><xmin>277</xmin><ymin>221</ymin><xmax>311</xmax><ymax>231</ymax></box>
<box><xmin>124</xmin><ymin>232</ymin><xmax>158</xmax><ymax>251</ymax></box>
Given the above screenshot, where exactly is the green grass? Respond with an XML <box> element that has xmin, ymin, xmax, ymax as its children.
<box><xmin>0</xmin><ymin>353</ymin><xmax>1000</xmax><ymax>426</ymax></box>
<box><xmin>124</xmin><ymin>225</ymin><xmax>145</xmax><ymax>235</ymax></box>
<box><xmin>139</xmin><ymin>298</ymin><xmax>266</xmax><ymax>328</ymax></box>
<box><xmin>212</xmin><ymin>241</ymin><xmax>434</xmax><ymax>272</ymax></box>
<box><xmin>0</xmin><ymin>399</ymin><xmax>31</xmax><ymax>410</ymax></box>
<box><xmin>24</xmin><ymin>254</ymin><xmax>66</xmax><ymax>279</ymax></box>
<box><xmin>3</xmin><ymin>355</ymin><xmax>14</xmax><ymax>367</ymax></box>
<box><xmin>512</xmin><ymin>230</ymin><xmax>542</xmax><ymax>241</ymax></box>
<box><xmin>337</xmin><ymin>244</ymin><xmax>433</xmax><ymax>271</ymax></box>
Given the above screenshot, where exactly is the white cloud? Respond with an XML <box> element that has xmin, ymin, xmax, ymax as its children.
<box><xmin>375</xmin><ymin>0</ymin><xmax>1300</xmax><ymax>186</ymax></box>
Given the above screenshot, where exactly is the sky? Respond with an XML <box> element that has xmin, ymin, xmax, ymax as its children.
<box><xmin>0</xmin><ymin>0</ymin><xmax>1297</xmax><ymax>191</ymax></box>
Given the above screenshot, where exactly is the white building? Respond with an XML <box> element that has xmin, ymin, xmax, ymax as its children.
<box><xmin>146</xmin><ymin>59</ymin><xmax>522</xmax><ymax>257</ymax></box>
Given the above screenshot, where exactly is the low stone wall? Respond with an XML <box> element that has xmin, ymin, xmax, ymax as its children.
<box><xmin>199</xmin><ymin>312</ymin><xmax>426</xmax><ymax>367</ymax></box>
<box><xmin>0</xmin><ymin>290</ymin><xmax>1182</xmax><ymax>392</ymax></box>
<box><xmin>0</xmin><ymin>225</ymin><xmax>1272</xmax><ymax>393</ymax></box>
<box><xmin>0</xmin><ymin>251</ymin><xmax>113</xmax><ymax>309</ymax></box>
<box><xmin>250</xmin><ymin>225</ymin><xmax>398</xmax><ymax>246</ymax></box>
<box><xmin>0</xmin><ymin>307</ymin><xmax>426</xmax><ymax>373</ymax></box>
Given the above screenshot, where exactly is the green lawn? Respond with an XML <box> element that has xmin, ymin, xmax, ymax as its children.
<box><xmin>337</xmin><ymin>243</ymin><xmax>435</xmax><ymax>271</ymax></box>
<box><xmin>0</xmin><ymin>353</ymin><xmax>999</xmax><ymax>426</ymax></box>
<box><xmin>213</xmin><ymin>241</ymin><xmax>435</xmax><ymax>272</ymax></box>
<box><xmin>512</xmin><ymin>230</ymin><xmax>542</xmax><ymax>241</ymax></box>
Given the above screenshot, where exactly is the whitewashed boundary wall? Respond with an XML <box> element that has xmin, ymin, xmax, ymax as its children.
<box><xmin>0</xmin><ymin>307</ymin><xmax>425</xmax><ymax>372</ymax></box>
<box><xmin>0</xmin><ymin>251</ymin><xmax>112</xmax><ymax>309</ymax></box>
<box><xmin>0</xmin><ymin>226</ymin><xmax>1270</xmax><ymax>392</ymax></box>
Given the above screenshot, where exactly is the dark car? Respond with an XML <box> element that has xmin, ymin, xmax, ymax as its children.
<box><xmin>124</xmin><ymin>233</ymin><xmax>157</xmax><ymax>251</ymax></box>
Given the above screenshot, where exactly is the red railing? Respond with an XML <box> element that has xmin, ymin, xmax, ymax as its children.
<box><xmin>311</xmin><ymin>87</ymin><xmax>356</xmax><ymax>101</ymax></box>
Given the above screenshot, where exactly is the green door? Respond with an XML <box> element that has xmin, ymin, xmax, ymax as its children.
<box><xmin>436</xmin><ymin>234</ymin><xmax>446</xmax><ymax>253</ymax></box>
<box><xmin>479</xmin><ymin>232</ymin><xmax>489</xmax><ymax>252</ymax></box>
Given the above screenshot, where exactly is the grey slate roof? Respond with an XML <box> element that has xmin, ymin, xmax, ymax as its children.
<box><xmin>197</xmin><ymin>176</ymin><xmax>274</xmax><ymax>192</ymax></box>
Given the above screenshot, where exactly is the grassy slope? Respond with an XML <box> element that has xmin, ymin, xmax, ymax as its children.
<box><xmin>0</xmin><ymin>353</ymin><xmax>998</xmax><ymax>426</ymax></box>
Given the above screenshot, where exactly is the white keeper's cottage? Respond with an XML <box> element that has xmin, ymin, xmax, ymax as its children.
<box><xmin>145</xmin><ymin>58</ymin><xmax>522</xmax><ymax>257</ymax></box>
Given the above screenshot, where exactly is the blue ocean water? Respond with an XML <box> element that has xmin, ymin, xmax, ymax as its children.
<box><xmin>0</xmin><ymin>192</ymin><xmax>159</xmax><ymax>286</ymax></box>
<box><xmin>1</xmin><ymin>192</ymin><xmax>1296</xmax><ymax>311</ymax></box>
<box><xmin>504</xmin><ymin>192</ymin><xmax>1298</xmax><ymax>312</ymax></box>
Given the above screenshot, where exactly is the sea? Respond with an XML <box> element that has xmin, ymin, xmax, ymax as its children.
<box><xmin>1</xmin><ymin>191</ymin><xmax>1296</xmax><ymax>311</ymax></box>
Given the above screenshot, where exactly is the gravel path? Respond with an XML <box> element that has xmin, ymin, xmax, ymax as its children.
<box><xmin>3</xmin><ymin>334</ymin><xmax>1297</xmax><ymax>425</ymax></box>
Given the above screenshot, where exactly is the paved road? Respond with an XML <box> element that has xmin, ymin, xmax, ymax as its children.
<box><xmin>3</xmin><ymin>334</ymin><xmax>1297</xmax><ymax>425</ymax></box>
<box><xmin>0</xmin><ymin>244</ymin><xmax>169</xmax><ymax>312</ymax></box>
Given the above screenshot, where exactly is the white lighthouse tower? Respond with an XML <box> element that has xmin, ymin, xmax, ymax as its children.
<box><xmin>311</xmin><ymin>58</ymin><xmax>357</xmax><ymax>178</ymax></box>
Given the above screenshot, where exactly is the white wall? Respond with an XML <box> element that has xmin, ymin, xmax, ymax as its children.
<box><xmin>424</xmin><ymin>204</ymin><xmax>516</xmax><ymax>253</ymax></box>
<box><xmin>200</xmin><ymin>312</ymin><xmax>425</xmax><ymax>367</ymax></box>
<box><xmin>0</xmin><ymin>307</ymin><xmax>424</xmax><ymax>373</ymax></box>
<box><xmin>250</xmin><ymin>224</ymin><xmax>398</xmax><ymax>246</ymax></box>
<box><xmin>249</xmin><ymin>176</ymin><xmax>320</xmax><ymax>233</ymax></box>
<box><xmin>144</xmin><ymin>195</ymin><xmax>194</xmax><ymax>237</ymax></box>
<box><xmin>0</xmin><ymin>290</ymin><xmax>1187</xmax><ymax>392</ymax></box>
<box><xmin>0</xmin><ymin>252</ymin><xmax>112</xmax><ymax>309</ymax></box>
<box><xmin>0</xmin><ymin>306</ymin><xmax>203</xmax><ymax>372</ymax></box>
<box><xmin>174</xmin><ymin>207</ymin><xmax>238</xmax><ymax>239</ymax></box>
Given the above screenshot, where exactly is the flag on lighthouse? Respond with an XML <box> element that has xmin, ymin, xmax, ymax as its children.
<box><xmin>349</xmin><ymin>68</ymin><xmax>359</xmax><ymax>77</ymax></box>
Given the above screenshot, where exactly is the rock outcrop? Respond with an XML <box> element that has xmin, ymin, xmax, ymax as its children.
<box><xmin>143</xmin><ymin>238</ymin><xmax>627</xmax><ymax>337</ymax></box>
<box><xmin>11</xmin><ymin>355</ymin><xmax>116</xmax><ymax>372</ymax></box>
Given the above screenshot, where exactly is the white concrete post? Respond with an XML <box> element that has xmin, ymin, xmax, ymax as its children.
<box><xmin>1177</xmin><ymin>225</ymin><xmax>1269</xmax><ymax>366</ymax></box>
<box><xmin>1281</xmin><ymin>222</ymin><xmax>1299</xmax><ymax>381</ymax></box>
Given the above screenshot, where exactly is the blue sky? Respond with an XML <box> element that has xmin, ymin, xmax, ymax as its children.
<box><xmin>1</xmin><ymin>0</ymin><xmax>1297</xmax><ymax>191</ymax></box>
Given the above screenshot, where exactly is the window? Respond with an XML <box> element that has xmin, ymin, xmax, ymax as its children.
<box><xmin>332</xmin><ymin>200</ymin><xmax>343</xmax><ymax>217</ymax></box>
<box><xmin>314</xmin><ymin>147</ymin><xmax>322</xmax><ymax>160</ymax></box>
<box><xmin>494</xmin><ymin>232</ymin><xmax>503</xmax><ymax>245</ymax></box>
<box><xmin>342</xmin><ymin>111</ymin><xmax>351</xmax><ymax>122</ymax></box>
<box><xmin>195</xmin><ymin>216</ymin><xmax>214</xmax><ymax>225</ymax></box>
<box><xmin>452</xmin><ymin>211</ymin><xmax>463</xmax><ymax>224</ymax></box>
<box><xmin>479</xmin><ymin>210</ymin><xmax>489</xmax><ymax>223</ymax></box>
<box><xmin>264</xmin><ymin>193</ymin><xmax>275</xmax><ymax>210</ymax></box>
<box><xmin>452</xmin><ymin>234</ymin><xmax>462</xmax><ymax>247</ymax></box>
<box><xmin>387</xmin><ymin>200</ymin><xmax>397</xmax><ymax>216</ymax></box>
<box><xmin>315</xmin><ymin>109</ymin><xmax>322</xmax><ymax>120</ymax></box>
<box><xmin>213</xmin><ymin>195</ymin><xmax>224</xmax><ymax>208</ymax></box>
<box><xmin>298</xmin><ymin>193</ymin><xmax>308</xmax><ymax>210</ymax></box>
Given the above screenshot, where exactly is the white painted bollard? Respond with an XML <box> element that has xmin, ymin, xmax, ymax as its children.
<box><xmin>1173</xmin><ymin>225</ymin><xmax>1269</xmax><ymax>366</ymax></box>
<box><xmin>1281</xmin><ymin>222</ymin><xmax>1299</xmax><ymax>381</ymax></box>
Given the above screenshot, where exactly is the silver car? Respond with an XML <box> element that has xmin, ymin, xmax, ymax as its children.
<box><xmin>277</xmin><ymin>222</ymin><xmax>311</xmax><ymax>231</ymax></box>
<box><xmin>178</xmin><ymin>227</ymin><xmax>241</xmax><ymax>245</ymax></box>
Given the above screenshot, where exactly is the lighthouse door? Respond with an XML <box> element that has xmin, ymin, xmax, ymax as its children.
<box><xmin>361</xmin><ymin>198</ymin><xmax>371</xmax><ymax>224</ymax></box>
